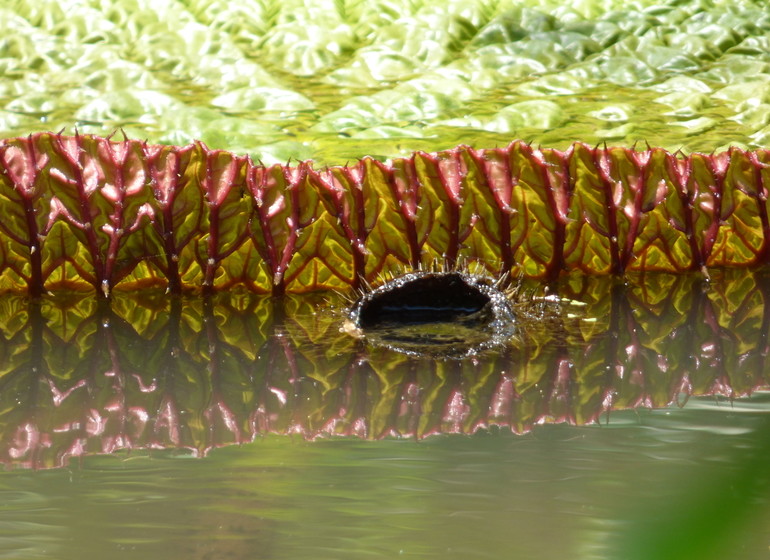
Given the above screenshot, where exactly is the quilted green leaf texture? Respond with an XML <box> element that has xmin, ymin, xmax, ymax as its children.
<box><xmin>2</xmin><ymin>0</ymin><xmax>770</xmax><ymax>164</ymax></box>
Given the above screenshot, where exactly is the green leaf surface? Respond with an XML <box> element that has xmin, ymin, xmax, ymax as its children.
<box><xmin>2</xmin><ymin>0</ymin><xmax>770</xmax><ymax>166</ymax></box>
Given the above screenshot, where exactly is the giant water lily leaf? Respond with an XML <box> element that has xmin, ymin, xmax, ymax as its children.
<box><xmin>1</xmin><ymin>133</ymin><xmax>770</xmax><ymax>294</ymax></box>
<box><xmin>3</xmin><ymin>0</ymin><xmax>770</xmax><ymax>293</ymax></box>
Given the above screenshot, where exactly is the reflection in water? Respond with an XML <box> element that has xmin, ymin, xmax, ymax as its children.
<box><xmin>0</xmin><ymin>270</ymin><xmax>768</xmax><ymax>469</ymax></box>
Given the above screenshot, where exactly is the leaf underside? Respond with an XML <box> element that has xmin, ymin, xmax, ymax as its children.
<box><xmin>0</xmin><ymin>132</ymin><xmax>769</xmax><ymax>295</ymax></box>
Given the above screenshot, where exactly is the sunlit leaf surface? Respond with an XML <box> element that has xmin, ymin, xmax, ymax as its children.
<box><xmin>2</xmin><ymin>0</ymin><xmax>770</xmax><ymax>164</ymax></box>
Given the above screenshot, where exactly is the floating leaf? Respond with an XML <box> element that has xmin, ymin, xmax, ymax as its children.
<box><xmin>1</xmin><ymin>133</ymin><xmax>770</xmax><ymax>295</ymax></box>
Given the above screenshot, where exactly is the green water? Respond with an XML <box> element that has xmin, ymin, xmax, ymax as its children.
<box><xmin>0</xmin><ymin>276</ymin><xmax>769</xmax><ymax>560</ymax></box>
<box><xmin>1</xmin><ymin>398</ymin><xmax>768</xmax><ymax>560</ymax></box>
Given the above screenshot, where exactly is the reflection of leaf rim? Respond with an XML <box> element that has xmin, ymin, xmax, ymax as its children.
<box><xmin>1</xmin><ymin>269</ymin><xmax>769</xmax><ymax>469</ymax></box>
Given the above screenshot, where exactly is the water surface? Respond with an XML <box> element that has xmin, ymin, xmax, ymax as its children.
<box><xmin>0</xmin><ymin>272</ymin><xmax>768</xmax><ymax>559</ymax></box>
<box><xmin>1</xmin><ymin>399</ymin><xmax>768</xmax><ymax>560</ymax></box>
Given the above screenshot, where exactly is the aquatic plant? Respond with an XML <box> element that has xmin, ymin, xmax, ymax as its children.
<box><xmin>0</xmin><ymin>132</ymin><xmax>769</xmax><ymax>296</ymax></box>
